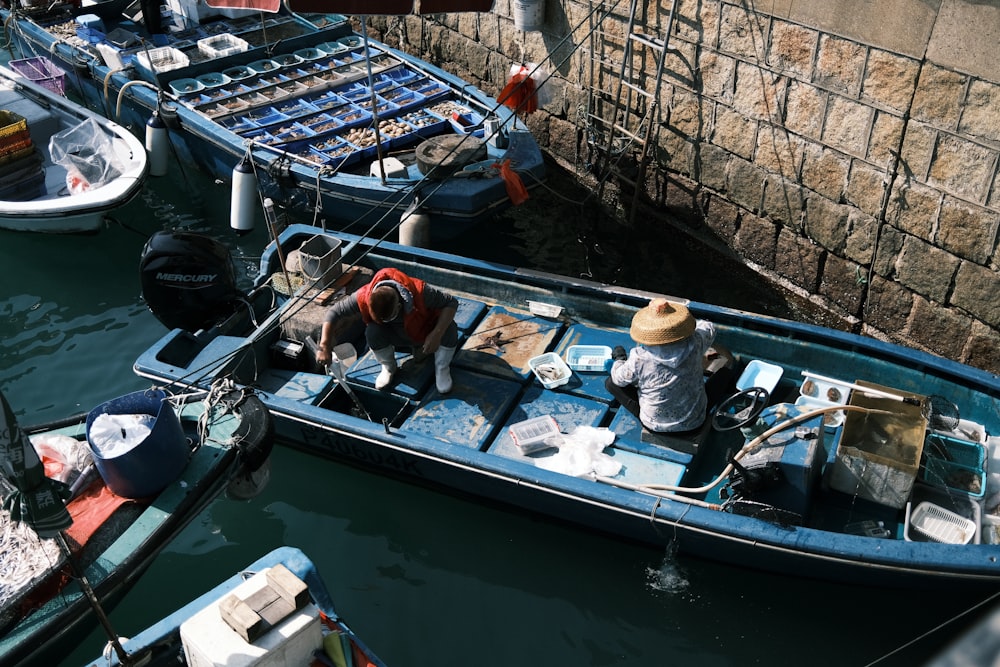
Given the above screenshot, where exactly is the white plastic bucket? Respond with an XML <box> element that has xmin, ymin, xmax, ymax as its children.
<box><xmin>512</xmin><ymin>0</ymin><xmax>544</xmax><ymax>31</ymax></box>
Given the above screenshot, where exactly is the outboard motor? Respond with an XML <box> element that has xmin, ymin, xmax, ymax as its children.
<box><xmin>140</xmin><ymin>230</ymin><xmax>245</xmax><ymax>331</ymax></box>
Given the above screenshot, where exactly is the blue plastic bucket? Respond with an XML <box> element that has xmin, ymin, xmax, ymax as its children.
<box><xmin>85</xmin><ymin>389</ymin><xmax>189</xmax><ymax>498</ymax></box>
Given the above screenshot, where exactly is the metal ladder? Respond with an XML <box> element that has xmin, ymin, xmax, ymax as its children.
<box><xmin>588</xmin><ymin>0</ymin><xmax>678</xmax><ymax>222</ymax></box>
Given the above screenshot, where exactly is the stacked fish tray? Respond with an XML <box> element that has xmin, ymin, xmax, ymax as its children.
<box><xmin>170</xmin><ymin>42</ymin><xmax>463</xmax><ymax>167</ymax></box>
<box><xmin>0</xmin><ymin>110</ymin><xmax>45</xmax><ymax>201</ymax></box>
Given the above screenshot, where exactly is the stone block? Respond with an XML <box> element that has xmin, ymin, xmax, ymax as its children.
<box><xmin>767</xmin><ymin>20</ymin><xmax>817</xmax><ymax>79</ymax></box>
<box><xmin>712</xmin><ymin>105</ymin><xmax>757</xmax><ymax>159</ymax></box>
<box><xmin>734</xmin><ymin>212</ymin><xmax>778</xmax><ymax>267</ymax></box>
<box><xmin>885</xmin><ymin>180</ymin><xmax>939</xmax><ymax>241</ymax></box>
<box><xmin>697</xmin><ymin>142</ymin><xmax>730</xmax><ymax>192</ymax></box>
<box><xmin>821</xmin><ymin>95</ymin><xmax>873</xmax><ymax>157</ymax></box>
<box><xmin>927</xmin><ymin>133</ymin><xmax>997</xmax><ymax>202</ymax></box>
<box><xmin>844</xmin><ymin>159</ymin><xmax>886</xmax><ymax>218</ymax></box>
<box><xmin>733</xmin><ymin>62</ymin><xmax>785</xmax><ymax>123</ymax></box>
<box><xmin>702</xmin><ymin>194</ymin><xmax>740</xmax><ymax>240</ymax></box>
<box><xmin>911</xmin><ymin>64</ymin><xmax>966</xmax><ymax>128</ymax></box>
<box><xmin>784</xmin><ymin>81</ymin><xmax>826</xmax><ymax>140</ymax></box>
<box><xmin>895</xmin><ymin>234</ymin><xmax>958</xmax><ymax>303</ymax></box>
<box><xmin>953</xmin><ymin>261</ymin><xmax>1000</xmax><ymax>328</ymax></box>
<box><xmin>775</xmin><ymin>227</ymin><xmax>821</xmax><ymax>291</ymax></box>
<box><xmin>873</xmin><ymin>226</ymin><xmax>904</xmax><ymax>277</ymax></box>
<box><xmin>727</xmin><ymin>156</ymin><xmax>766</xmax><ymax>212</ymax></box>
<box><xmin>803</xmin><ymin>195</ymin><xmax>849</xmax><ymax>251</ymax></box>
<box><xmin>698</xmin><ymin>51</ymin><xmax>735</xmax><ymax>101</ymax></box>
<box><xmin>800</xmin><ymin>144</ymin><xmax>849</xmax><ymax>200</ymax></box>
<box><xmin>864</xmin><ymin>275</ymin><xmax>913</xmax><ymax>334</ymax></box>
<box><xmin>719</xmin><ymin>4</ymin><xmax>766</xmax><ymax>60</ymax></box>
<box><xmin>958</xmin><ymin>79</ymin><xmax>1000</xmax><ymax>144</ymax></box>
<box><xmin>761</xmin><ymin>174</ymin><xmax>804</xmax><ymax>227</ymax></box>
<box><xmin>814</xmin><ymin>34</ymin><xmax>866</xmax><ymax>96</ymax></box>
<box><xmin>755</xmin><ymin>129</ymin><xmax>802</xmax><ymax>180</ymax></box>
<box><xmin>818</xmin><ymin>253</ymin><xmax>866</xmax><ymax>317</ymax></box>
<box><xmin>868</xmin><ymin>111</ymin><xmax>904</xmax><ymax>166</ymax></box>
<box><xmin>937</xmin><ymin>196</ymin><xmax>1000</xmax><ymax>264</ymax></box>
<box><xmin>965</xmin><ymin>322</ymin><xmax>1000</xmax><ymax>375</ymax></box>
<box><xmin>669</xmin><ymin>90</ymin><xmax>705</xmax><ymax>138</ymax></box>
<box><xmin>844</xmin><ymin>210</ymin><xmax>877</xmax><ymax>266</ymax></box>
<box><xmin>909</xmin><ymin>295</ymin><xmax>972</xmax><ymax>361</ymax></box>
<box><xmin>899</xmin><ymin>120</ymin><xmax>936</xmax><ymax>181</ymax></box>
<box><xmin>860</xmin><ymin>49</ymin><xmax>919</xmax><ymax>113</ymax></box>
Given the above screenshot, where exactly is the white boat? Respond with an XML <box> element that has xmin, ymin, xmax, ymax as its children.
<box><xmin>0</xmin><ymin>61</ymin><xmax>147</xmax><ymax>233</ymax></box>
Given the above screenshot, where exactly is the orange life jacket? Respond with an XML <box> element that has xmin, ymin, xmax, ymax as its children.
<box><xmin>356</xmin><ymin>268</ymin><xmax>438</xmax><ymax>343</ymax></box>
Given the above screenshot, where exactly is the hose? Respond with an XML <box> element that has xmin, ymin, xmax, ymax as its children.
<box><xmin>593</xmin><ymin>404</ymin><xmax>895</xmax><ymax>500</ymax></box>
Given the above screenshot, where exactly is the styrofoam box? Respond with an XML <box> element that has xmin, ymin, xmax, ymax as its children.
<box><xmin>180</xmin><ymin>566</ymin><xmax>322</xmax><ymax>667</ymax></box>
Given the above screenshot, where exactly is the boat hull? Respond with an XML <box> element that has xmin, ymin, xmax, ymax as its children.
<box><xmin>0</xmin><ymin>65</ymin><xmax>147</xmax><ymax>233</ymax></box>
<box><xmin>3</xmin><ymin>12</ymin><xmax>545</xmax><ymax>238</ymax></box>
<box><xmin>0</xmin><ymin>389</ymin><xmax>271</xmax><ymax>667</ymax></box>
<box><xmin>133</xmin><ymin>225</ymin><xmax>1000</xmax><ymax>591</ymax></box>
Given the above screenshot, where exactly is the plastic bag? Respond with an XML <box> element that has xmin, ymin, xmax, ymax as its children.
<box><xmin>48</xmin><ymin>117</ymin><xmax>124</xmax><ymax>195</ymax></box>
<box><xmin>534</xmin><ymin>425</ymin><xmax>621</xmax><ymax>478</ymax></box>
<box><xmin>31</xmin><ymin>433</ymin><xmax>94</xmax><ymax>484</ymax></box>
<box><xmin>89</xmin><ymin>412</ymin><xmax>156</xmax><ymax>458</ymax></box>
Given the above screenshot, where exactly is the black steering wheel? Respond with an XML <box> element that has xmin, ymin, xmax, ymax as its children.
<box><xmin>712</xmin><ymin>387</ymin><xmax>770</xmax><ymax>431</ymax></box>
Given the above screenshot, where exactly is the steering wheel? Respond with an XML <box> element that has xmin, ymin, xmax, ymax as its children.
<box><xmin>712</xmin><ymin>387</ymin><xmax>770</xmax><ymax>431</ymax></box>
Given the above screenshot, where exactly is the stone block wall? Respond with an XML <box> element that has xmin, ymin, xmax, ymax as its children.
<box><xmin>367</xmin><ymin>0</ymin><xmax>1000</xmax><ymax>373</ymax></box>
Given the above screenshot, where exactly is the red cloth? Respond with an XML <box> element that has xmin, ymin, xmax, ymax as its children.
<box><xmin>498</xmin><ymin>159</ymin><xmax>530</xmax><ymax>205</ymax></box>
<box><xmin>498</xmin><ymin>73</ymin><xmax>537</xmax><ymax>114</ymax></box>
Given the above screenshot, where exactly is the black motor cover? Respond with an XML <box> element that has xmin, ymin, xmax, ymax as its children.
<box><xmin>140</xmin><ymin>231</ymin><xmax>245</xmax><ymax>331</ymax></box>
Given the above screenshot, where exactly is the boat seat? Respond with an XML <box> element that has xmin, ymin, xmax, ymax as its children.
<box><xmin>400</xmin><ymin>368</ymin><xmax>521</xmax><ymax>449</ymax></box>
<box><xmin>552</xmin><ymin>323</ymin><xmax>632</xmax><ymax>403</ymax></box>
<box><xmin>488</xmin><ymin>385</ymin><xmax>611</xmax><ymax>458</ymax></box>
<box><xmin>608</xmin><ymin>409</ymin><xmax>696</xmax><ymax>465</ymax></box>
<box><xmin>256</xmin><ymin>369</ymin><xmax>335</xmax><ymax>406</ymax></box>
<box><xmin>454</xmin><ymin>304</ymin><xmax>564</xmax><ymax>384</ymax></box>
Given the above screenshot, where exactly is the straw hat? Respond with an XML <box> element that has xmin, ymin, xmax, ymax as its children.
<box><xmin>630</xmin><ymin>298</ymin><xmax>696</xmax><ymax>345</ymax></box>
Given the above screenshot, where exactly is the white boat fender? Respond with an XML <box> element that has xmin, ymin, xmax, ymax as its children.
<box><xmin>399</xmin><ymin>198</ymin><xmax>430</xmax><ymax>248</ymax></box>
<box><xmin>230</xmin><ymin>158</ymin><xmax>256</xmax><ymax>235</ymax></box>
<box><xmin>145</xmin><ymin>112</ymin><xmax>169</xmax><ymax>177</ymax></box>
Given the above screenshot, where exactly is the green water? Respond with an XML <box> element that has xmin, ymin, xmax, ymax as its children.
<box><xmin>0</xmin><ymin>93</ymin><xmax>984</xmax><ymax>667</ymax></box>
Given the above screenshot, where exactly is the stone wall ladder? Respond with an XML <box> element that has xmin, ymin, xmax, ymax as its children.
<box><xmin>589</xmin><ymin>0</ymin><xmax>678</xmax><ymax>224</ymax></box>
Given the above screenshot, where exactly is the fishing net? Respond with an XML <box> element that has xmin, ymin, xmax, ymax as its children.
<box><xmin>925</xmin><ymin>394</ymin><xmax>960</xmax><ymax>432</ymax></box>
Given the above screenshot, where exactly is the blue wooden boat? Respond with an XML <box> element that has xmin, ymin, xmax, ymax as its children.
<box><xmin>0</xmin><ymin>383</ymin><xmax>274</xmax><ymax>667</ymax></box>
<box><xmin>79</xmin><ymin>546</ymin><xmax>388</xmax><ymax>667</ymax></box>
<box><xmin>132</xmin><ymin>224</ymin><xmax>1000</xmax><ymax>590</ymax></box>
<box><xmin>1</xmin><ymin>5</ymin><xmax>545</xmax><ymax>238</ymax></box>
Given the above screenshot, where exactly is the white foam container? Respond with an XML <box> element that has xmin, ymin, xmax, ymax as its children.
<box><xmin>180</xmin><ymin>566</ymin><xmax>322</xmax><ymax>667</ymax></box>
<box><xmin>798</xmin><ymin>373</ymin><xmax>851</xmax><ymax>404</ymax></box>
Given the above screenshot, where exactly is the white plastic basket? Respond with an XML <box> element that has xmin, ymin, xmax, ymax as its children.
<box><xmin>909</xmin><ymin>502</ymin><xmax>976</xmax><ymax>544</ymax></box>
<box><xmin>198</xmin><ymin>33</ymin><xmax>249</xmax><ymax>59</ymax></box>
<box><xmin>135</xmin><ymin>47</ymin><xmax>189</xmax><ymax>74</ymax></box>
